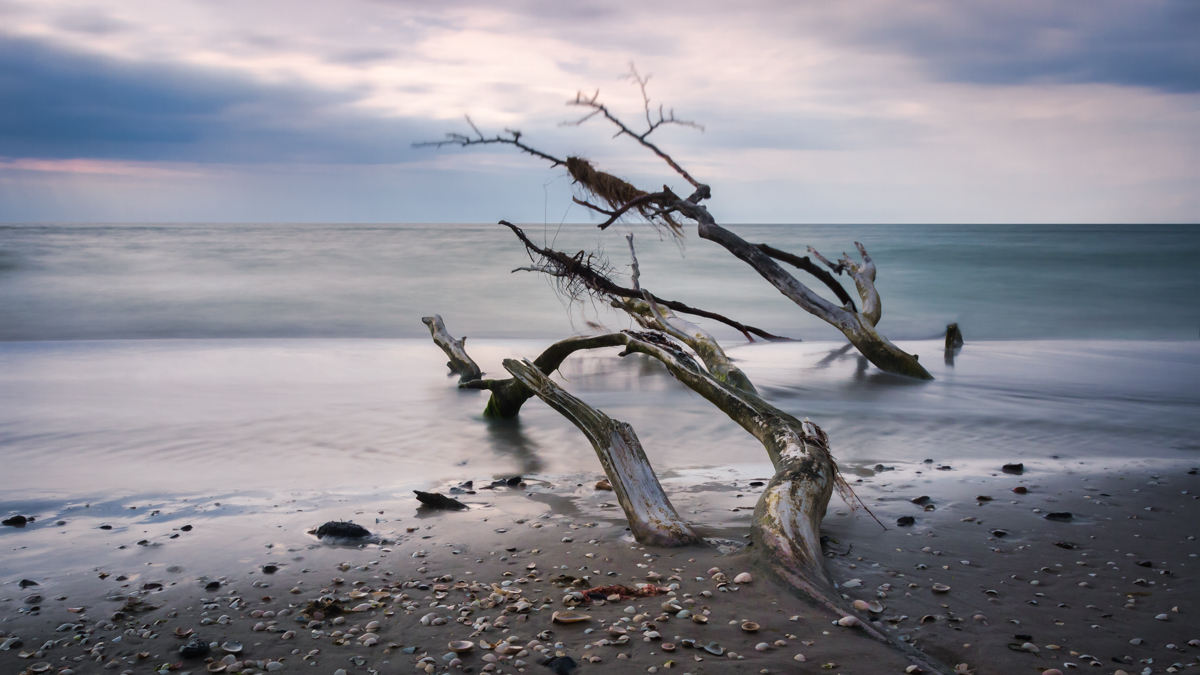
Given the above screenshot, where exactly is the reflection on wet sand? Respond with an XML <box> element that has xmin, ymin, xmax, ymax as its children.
<box><xmin>484</xmin><ymin>416</ymin><xmax>544</xmax><ymax>476</ymax></box>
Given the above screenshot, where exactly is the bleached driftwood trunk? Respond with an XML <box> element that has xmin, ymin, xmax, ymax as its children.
<box><xmin>503</xmin><ymin>358</ymin><xmax>701</xmax><ymax>547</ymax></box>
<box><xmin>422</xmin><ymin>314</ymin><xmax>482</xmax><ymax>384</ymax></box>
<box><xmin>672</xmin><ymin>203</ymin><xmax>932</xmax><ymax>380</ymax></box>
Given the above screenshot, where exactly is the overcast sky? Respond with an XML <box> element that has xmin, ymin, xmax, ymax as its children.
<box><xmin>1</xmin><ymin>0</ymin><xmax>1197</xmax><ymax>223</ymax></box>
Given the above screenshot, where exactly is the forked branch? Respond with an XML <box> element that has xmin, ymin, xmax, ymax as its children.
<box><xmin>501</xmin><ymin>220</ymin><xmax>792</xmax><ymax>342</ymax></box>
<box><xmin>413</xmin><ymin>116</ymin><xmax>565</xmax><ymax>167</ymax></box>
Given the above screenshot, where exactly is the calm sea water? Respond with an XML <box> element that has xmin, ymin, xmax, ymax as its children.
<box><xmin>0</xmin><ymin>222</ymin><xmax>1197</xmax><ymax>497</ymax></box>
<box><xmin>2</xmin><ymin>223</ymin><xmax>1199</xmax><ymax>586</ymax></box>
<box><xmin>1</xmin><ymin>223</ymin><xmax>1197</xmax><ymax>342</ymax></box>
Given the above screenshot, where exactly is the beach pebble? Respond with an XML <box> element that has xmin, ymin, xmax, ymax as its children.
<box><xmin>793</xmin><ymin>654</ymin><xmax>806</xmax><ymax>662</ymax></box>
<box><xmin>1156</xmin><ymin>613</ymin><xmax>1170</xmax><ymax>621</ymax></box>
<box><xmin>734</xmin><ymin>573</ymin><xmax>752</xmax><ymax>584</ymax></box>
<box><xmin>836</xmin><ymin>616</ymin><xmax>858</xmax><ymax>627</ymax></box>
<box><xmin>755</xmin><ymin>642</ymin><xmax>770</xmax><ymax>651</ymax></box>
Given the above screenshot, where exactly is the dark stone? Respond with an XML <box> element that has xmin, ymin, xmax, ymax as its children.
<box><xmin>314</xmin><ymin>521</ymin><xmax>371</xmax><ymax>538</ymax></box>
<box><xmin>204</xmin><ymin>581</ymin><xmax>221</xmax><ymax>590</ymax></box>
<box><xmin>1002</xmin><ymin>463</ymin><xmax>1024</xmax><ymax>474</ymax></box>
<box><xmin>1012</xmin><ymin>486</ymin><xmax>1028</xmax><ymax>494</ymax></box>
<box><xmin>1014</xmin><ymin>633</ymin><xmax>1033</xmax><ymax>640</ymax></box>
<box><xmin>1045</xmin><ymin>512</ymin><xmax>1073</xmax><ymax>521</ymax></box>
<box><xmin>896</xmin><ymin>516</ymin><xmax>915</xmax><ymax>527</ymax></box>
<box><xmin>414</xmin><ymin>491</ymin><xmax>469</xmax><ymax>511</ymax></box>
<box><xmin>911</xmin><ymin>496</ymin><xmax>930</xmax><ymax>505</ymax></box>
<box><xmin>1136</xmin><ymin>560</ymin><xmax>1153</xmax><ymax>568</ymax></box>
<box><xmin>749</xmin><ymin>481</ymin><xmax>764</xmax><ymax>487</ymax></box>
<box><xmin>991</xmin><ymin>530</ymin><xmax>1009</xmax><ymax>537</ymax></box>
<box><xmin>262</xmin><ymin>564</ymin><xmax>279</xmax><ymax>574</ymax></box>
<box><xmin>99</xmin><ymin>525</ymin><xmax>112</xmax><ymax>530</ymax></box>
<box><xmin>180</xmin><ymin>525</ymin><xmax>193</xmax><ymax>532</ymax></box>
<box><xmin>18</xmin><ymin>579</ymin><xmax>39</xmax><ymax>588</ymax></box>
<box><xmin>179</xmin><ymin>636</ymin><xmax>210</xmax><ymax>658</ymax></box>
<box><xmin>543</xmin><ymin>655</ymin><xmax>578</xmax><ymax>675</ymax></box>
<box><xmin>1053</xmin><ymin>541</ymin><xmax>1079</xmax><ymax>550</ymax></box>
<box><xmin>2</xmin><ymin>515</ymin><xmax>28</xmax><ymax>527</ymax></box>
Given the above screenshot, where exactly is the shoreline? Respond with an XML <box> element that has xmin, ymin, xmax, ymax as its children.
<box><xmin>4</xmin><ymin>461</ymin><xmax>1199</xmax><ymax>675</ymax></box>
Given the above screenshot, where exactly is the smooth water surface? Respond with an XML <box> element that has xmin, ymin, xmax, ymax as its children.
<box><xmin>2</xmin><ymin>223</ymin><xmax>1197</xmax><ymax>342</ymax></box>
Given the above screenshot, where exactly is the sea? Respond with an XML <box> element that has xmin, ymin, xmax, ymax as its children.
<box><xmin>1</xmin><ymin>222</ymin><xmax>1198</xmax><ymax>577</ymax></box>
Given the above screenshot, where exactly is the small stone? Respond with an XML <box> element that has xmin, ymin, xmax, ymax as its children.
<box><xmin>793</xmin><ymin>654</ymin><xmax>806</xmax><ymax>662</ymax></box>
<box><xmin>1155</xmin><ymin>613</ymin><xmax>1169</xmax><ymax>621</ymax></box>
<box><xmin>897</xmin><ymin>516</ymin><xmax>915</xmax><ymax>526</ymax></box>
<box><xmin>734</xmin><ymin>572</ymin><xmax>752</xmax><ymax>584</ymax></box>
<box><xmin>313</xmin><ymin>521</ymin><xmax>371</xmax><ymax>537</ymax></box>
<box><xmin>755</xmin><ymin>642</ymin><xmax>770</xmax><ymax>651</ymax></box>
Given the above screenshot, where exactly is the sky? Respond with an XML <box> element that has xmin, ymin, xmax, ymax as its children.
<box><xmin>0</xmin><ymin>0</ymin><xmax>1197</xmax><ymax>224</ymax></box>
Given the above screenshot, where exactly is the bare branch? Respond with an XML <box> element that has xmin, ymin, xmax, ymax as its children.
<box><xmin>565</xmin><ymin>74</ymin><xmax>705</xmax><ymax>190</ymax></box>
<box><xmin>756</xmin><ymin>243</ymin><xmax>857</xmax><ymax>311</ymax></box>
<box><xmin>414</xmin><ymin>118</ymin><xmax>565</xmax><ymax>167</ymax></box>
<box><xmin>806</xmin><ymin>246</ymin><xmax>846</xmax><ymax>275</ymax></box>
<box><xmin>839</xmin><ymin>242</ymin><xmax>880</xmax><ymax>326</ymax></box>
<box><xmin>626</xmin><ymin>233</ymin><xmax>641</xmax><ymax>291</ymax></box>
<box><xmin>500</xmin><ymin>220</ymin><xmax>793</xmax><ymax>342</ymax></box>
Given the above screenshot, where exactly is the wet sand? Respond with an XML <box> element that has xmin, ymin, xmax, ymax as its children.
<box><xmin>3</xmin><ymin>460</ymin><xmax>1198</xmax><ymax>675</ymax></box>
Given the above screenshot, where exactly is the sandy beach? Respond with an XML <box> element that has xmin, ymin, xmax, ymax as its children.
<box><xmin>3</xmin><ymin>454</ymin><xmax>1198</xmax><ymax>675</ymax></box>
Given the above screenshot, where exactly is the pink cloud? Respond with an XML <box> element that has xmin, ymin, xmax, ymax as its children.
<box><xmin>0</xmin><ymin>157</ymin><xmax>203</xmax><ymax>178</ymax></box>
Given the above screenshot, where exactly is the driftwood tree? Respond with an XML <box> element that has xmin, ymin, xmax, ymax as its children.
<box><xmin>417</xmin><ymin>70</ymin><xmax>952</xmax><ymax>674</ymax></box>
<box><xmin>419</xmin><ymin>66</ymin><xmax>931</xmax><ymax>381</ymax></box>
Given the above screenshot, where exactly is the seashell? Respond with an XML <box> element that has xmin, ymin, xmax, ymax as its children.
<box><xmin>220</xmin><ymin>641</ymin><xmax>243</xmax><ymax>653</ymax></box>
<box><xmin>852</xmin><ymin>600</ymin><xmax>870</xmax><ymax>611</ymax></box>
<box><xmin>174</xmin><ymin>627</ymin><xmax>193</xmax><ymax>638</ymax></box>
<box><xmin>702</xmin><ymin>642</ymin><xmax>724</xmax><ymax>655</ymax></box>
<box><xmin>931</xmin><ymin>584</ymin><xmax>951</xmax><ymax>594</ymax></box>
<box><xmin>741</xmin><ymin>621</ymin><xmax>759</xmax><ymax>632</ymax></box>
<box><xmin>551</xmin><ymin>611</ymin><xmax>591</xmax><ymax>624</ymax></box>
<box><xmin>206</xmin><ymin>664</ymin><xmax>227</xmax><ymax>673</ymax></box>
<box><xmin>867</xmin><ymin>601</ymin><xmax>884</xmax><ymax>613</ymax></box>
<box><xmin>679</xmin><ymin>639</ymin><xmax>697</xmax><ymax>648</ymax></box>
<box><xmin>706</xmin><ymin>567</ymin><xmax>721</xmax><ymax>576</ymax></box>
<box><xmin>837</xmin><ymin>616</ymin><xmax>859</xmax><ymax>627</ymax></box>
<box><xmin>661</xmin><ymin>643</ymin><xmax>676</xmax><ymax>652</ymax></box>
<box><xmin>691</xmin><ymin>614</ymin><xmax>708</xmax><ymax>624</ymax></box>
<box><xmin>734</xmin><ymin>573</ymin><xmax>752</xmax><ymax>584</ymax></box>
<box><xmin>28</xmin><ymin>665</ymin><xmax>52</xmax><ymax>675</ymax></box>
<box><xmin>755</xmin><ymin>642</ymin><xmax>770</xmax><ymax>651</ymax></box>
<box><xmin>710</xmin><ymin>572</ymin><xmax>727</xmax><ymax>582</ymax></box>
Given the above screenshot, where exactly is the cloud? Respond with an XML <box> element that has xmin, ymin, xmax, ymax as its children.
<box><xmin>0</xmin><ymin>36</ymin><xmax>441</xmax><ymax>164</ymax></box>
<box><xmin>806</xmin><ymin>0</ymin><xmax>1200</xmax><ymax>94</ymax></box>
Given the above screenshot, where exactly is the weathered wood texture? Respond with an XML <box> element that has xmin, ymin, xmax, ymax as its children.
<box><xmin>421</xmin><ymin>315</ymin><xmax>482</xmax><ymax>384</ymax></box>
<box><xmin>668</xmin><ymin>202</ymin><xmax>932</xmax><ymax>379</ymax></box>
<box><xmin>502</xmin><ymin>358</ymin><xmax>701</xmax><ymax>547</ymax></box>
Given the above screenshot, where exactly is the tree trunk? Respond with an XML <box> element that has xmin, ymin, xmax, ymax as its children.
<box><xmin>502</xmin><ymin>357</ymin><xmax>702</xmax><ymax>547</ymax></box>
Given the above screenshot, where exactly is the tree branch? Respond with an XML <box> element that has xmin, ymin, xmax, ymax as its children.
<box><xmin>414</xmin><ymin>116</ymin><xmax>565</xmax><ymax>167</ymax></box>
<box><xmin>565</xmin><ymin>70</ymin><xmax>705</xmax><ymax>191</ymax></box>
<box><xmin>421</xmin><ymin>314</ymin><xmax>482</xmax><ymax>384</ymax></box>
<box><xmin>755</xmin><ymin>243</ymin><xmax>857</xmax><ymax>311</ymax></box>
<box><xmin>501</xmin><ymin>220</ymin><xmax>794</xmax><ymax>342</ymax></box>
